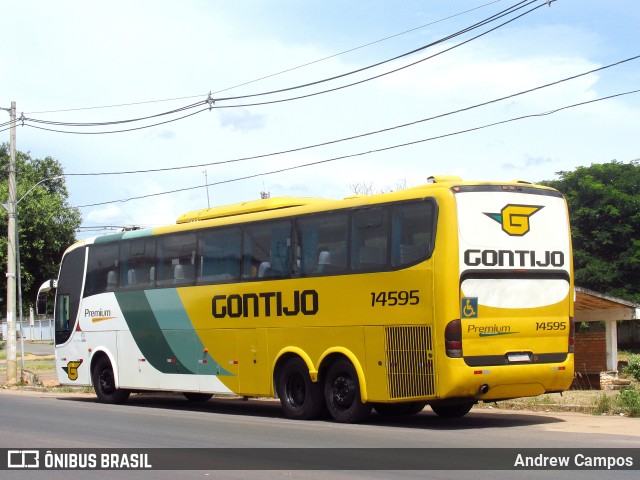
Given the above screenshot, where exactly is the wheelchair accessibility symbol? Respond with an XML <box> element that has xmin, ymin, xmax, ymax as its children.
<box><xmin>461</xmin><ymin>297</ymin><xmax>478</xmax><ymax>318</ymax></box>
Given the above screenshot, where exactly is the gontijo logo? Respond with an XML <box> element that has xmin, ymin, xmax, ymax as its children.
<box><xmin>484</xmin><ymin>204</ymin><xmax>543</xmax><ymax>236</ymax></box>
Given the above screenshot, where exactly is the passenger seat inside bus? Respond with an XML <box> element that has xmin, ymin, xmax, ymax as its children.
<box><xmin>316</xmin><ymin>251</ymin><xmax>330</xmax><ymax>273</ymax></box>
<box><xmin>173</xmin><ymin>264</ymin><xmax>195</xmax><ymax>284</ymax></box>
<box><xmin>258</xmin><ymin>262</ymin><xmax>271</xmax><ymax>277</ymax></box>
<box><xmin>127</xmin><ymin>268</ymin><xmax>138</xmax><ymax>286</ymax></box>
<box><xmin>106</xmin><ymin>271</ymin><xmax>117</xmax><ymax>290</ymax></box>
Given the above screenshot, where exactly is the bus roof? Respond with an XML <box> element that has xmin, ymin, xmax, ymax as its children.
<box><xmin>69</xmin><ymin>178</ymin><xmax>560</xmax><ymax>248</ymax></box>
<box><xmin>176</xmin><ymin>197</ymin><xmax>329</xmax><ymax>224</ymax></box>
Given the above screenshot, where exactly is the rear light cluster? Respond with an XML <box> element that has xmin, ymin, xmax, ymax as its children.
<box><xmin>445</xmin><ymin>319</ymin><xmax>462</xmax><ymax>358</ymax></box>
<box><xmin>568</xmin><ymin>317</ymin><xmax>575</xmax><ymax>353</ymax></box>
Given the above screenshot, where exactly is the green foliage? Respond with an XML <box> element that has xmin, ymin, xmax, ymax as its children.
<box><xmin>0</xmin><ymin>143</ymin><xmax>81</xmax><ymax>310</ymax></box>
<box><xmin>622</xmin><ymin>354</ymin><xmax>640</xmax><ymax>382</ymax></box>
<box><xmin>593</xmin><ymin>392</ymin><xmax>612</xmax><ymax>415</ymax></box>
<box><xmin>618</xmin><ymin>387</ymin><xmax>640</xmax><ymax>417</ymax></box>
<box><xmin>541</xmin><ymin>160</ymin><xmax>640</xmax><ymax>303</ymax></box>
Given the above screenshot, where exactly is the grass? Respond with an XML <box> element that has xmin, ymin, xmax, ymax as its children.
<box><xmin>0</xmin><ymin>341</ymin><xmax>56</xmax><ymax>386</ymax></box>
<box><xmin>0</xmin><ymin>353</ymin><xmax>55</xmax><ymax>380</ymax></box>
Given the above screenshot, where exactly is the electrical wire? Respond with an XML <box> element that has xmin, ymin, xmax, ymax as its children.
<box><xmin>24</xmin><ymin>106</ymin><xmax>210</xmax><ymax>135</ymax></box>
<box><xmin>75</xmin><ymin>88</ymin><xmax>640</xmax><ymax>208</ymax></box>
<box><xmin>25</xmin><ymin>99</ymin><xmax>207</xmax><ymax>127</ymax></box>
<box><xmin>209</xmin><ymin>0</ymin><xmax>505</xmax><ymax>97</ymax></box>
<box><xmin>25</xmin><ymin>0</ymin><xmax>504</xmax><ymax>115</ymax></box>
<box><xmin>212</xmin><ymin>0</ymin><xmax>542</xmax><ymax>103</ymax></box>
<box><xmin>200</xmin><ymin>1</ymin><xmax>546</xmax><ymax>112</ymax></box>
<box><xmin>62</xmin><ymin>54</ymin><xmax>640</xmax><ymax>176</ymax></box>
<box><xmin>20</xmin><ymin>0</ymin><xmax>543</xmax><ymax>134</ymax></box>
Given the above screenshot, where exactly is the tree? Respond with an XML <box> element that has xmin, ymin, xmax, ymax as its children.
<box><xmin>0</xmin><ymin>143</ymin><xmax>81</xmax><ymax>312</ymax></box>
<box><xmin>541</xmin><ymin>160</ymin><xmax>640</xmax><ymax>302</ymax></box>
<box><xmin>348</xmin><ymin>178</ymin><xmax>408</xmax><ymax>195</ymax></box>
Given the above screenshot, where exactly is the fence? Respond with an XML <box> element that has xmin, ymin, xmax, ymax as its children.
<box><xmin>1</xmin><ymin>317</ymin><xmax>54</xmax><ymax>341</ymax></box>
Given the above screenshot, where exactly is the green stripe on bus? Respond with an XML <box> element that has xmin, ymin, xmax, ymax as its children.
<box><xmin>114</xmin><ymin>290</ymin><xmax>196</xmax><ymax>375</ymax></box>
<box><xmin>145</xmin><ymin>289</ymin><xmax>232</xmax><ymax>376</ymax></box>
<box><xmin>93</xmin><ymin>233</ymin><xmax>125</xmax><ymax>244</ymax></box>
<box><xmin>121</xmin><ymin>229</ymin><xmax>153</xmax><ymax>240</ymax></box>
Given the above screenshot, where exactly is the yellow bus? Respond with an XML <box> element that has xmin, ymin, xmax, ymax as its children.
<box><xmin>37</xmin><ymin>176</ymin><xmax>574</xmax><ymax>422</ymax></box>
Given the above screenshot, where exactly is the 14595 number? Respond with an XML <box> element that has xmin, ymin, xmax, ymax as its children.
<box><xmin>371</xmin><ymin>290</ymin><xmax>420</xmax><ymax>307</ymax></box>
<box><xmin>535</xmin><ymin>321</ymin><xmax>566</xmax><ymax>331</ymax></box>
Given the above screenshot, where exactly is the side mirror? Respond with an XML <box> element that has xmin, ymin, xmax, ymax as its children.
<box><xmin>36</xmin><ymin>292</ymin><xmax>48</xmax><ymax>315</ymax></box>
<box><xmin>36</xmin><ymin>279</ymin><xmax>57</xmax><ymax>315</ymax></box>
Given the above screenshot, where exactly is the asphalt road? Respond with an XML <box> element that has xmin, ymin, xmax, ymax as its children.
<box><xmin>17</xmin><ymin>342</ymin><xmax>54</xmax><ymax>355</ymax></box>
<box><xmin>0</xmin><ymin>390</ymin><xmax>638</xmax><ymax>480</ymax></box>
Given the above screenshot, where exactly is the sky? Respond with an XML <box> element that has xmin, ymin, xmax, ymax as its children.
<box><xmin>1</xmin><ymin>0</ymin><xmax>639</xmax><ymax>239</ymax></box>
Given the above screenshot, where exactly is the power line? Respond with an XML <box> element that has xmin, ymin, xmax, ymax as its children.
<box><xmin>209</xmin><ymin>0</ymin><xmax>505</xmax><ymax>97</ymax></box>
<box><xmin>24</xmin><ymin>0</ymin><xmax>504</xmax><ymax>115</ymax></box>
<box><xmin>75</xmin><ymin>88</ymin><xmax>640</xmax><ymax>208</ymax></box>
<box><xmin>24</xmin><ymin>106</ymin><xmax>210</xmax><ymax>135</ymax></box>
<box><xmin>25</xmin><ymin>99</ymin><xmax>207</xmax><ymax>127</ymax></box>
<box><xmin>62</xmin><ymin>54</ymin><xmax>640</xmax><ymax>176</ymax></box>
<box><xmin>20</xmin><ymin>1</ymin><xmax>543</xmax><ymax>134</ymax></box>
<box><xmin>200</xmin><ymin>1</ymin><xmax>546</xmax><ymax>111</ymax></box>
<box><xmin>211</xmin><ymin>0</ymin><xmax>541</xmax><ymax>103</ymax></box>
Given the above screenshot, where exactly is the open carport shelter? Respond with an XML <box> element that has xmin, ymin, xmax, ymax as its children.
<box><xmin>573</xmin><ymin>286</ymin><xmax>640</xmax><ymax>388</ymax></box>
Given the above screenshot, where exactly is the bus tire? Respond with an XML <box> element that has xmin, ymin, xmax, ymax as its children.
<box><xmin>183</xmin><ymin>393</ymin><xmax>213</xmax><ymax>402</ymax></box>
<box><xmin>373</xmin><ymin>401</ymin><xmax>426</xmax><ymax>417</ymax></box>
<box><xmin>276</xmin><ymin>357</ymin><xmax>324</xmax><ymax>420</ymax></box>
<box><xmin>430</xmin><ymin>401</ymin><xmax>474</xmax><ymax>418</ymax></box>
<box><xmin>323</xmin><ymin>358</ymin><xmax>371</xmax><ymax>423</ymax></box>
<box><xmin>92</xmin><ymin>356</ymin><xmax>130</xmax><ymax>404</ymax></box>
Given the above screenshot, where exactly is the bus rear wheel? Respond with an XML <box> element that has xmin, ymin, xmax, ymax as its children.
<box><xmin>92</xmin><ymin>356</ymin><xmax>130</xmax><ymax>404</ymax></box>
<box><xmin>323</xmin><ymin>359</ymin><xmax>371</xmax><ymax>423</ymax></box>
<box><xmin>276</xmin><ymin>357</ymin><xmax>324</xmax><ymax>420</ymax></box>
<box><xmin>430</xmin><ymin>401</ymin><xmax>474</xmax><ymax>418</ymax></box>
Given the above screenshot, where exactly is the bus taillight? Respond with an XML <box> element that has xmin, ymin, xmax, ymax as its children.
<box><xmin>445</xmin><ymin>319</ymin><xmax>463</xmax><ymax>358</ymax></box>
<box><xmin>568</xmin><ymin>317</ymin><xmax>575</xmax><ymax>353</ymax></box>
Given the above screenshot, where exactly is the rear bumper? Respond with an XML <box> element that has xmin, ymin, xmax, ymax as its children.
<box><xmin>438</xmin><ymin>354</ymin><xmax>574</xmax><ymax>401</ymax></box>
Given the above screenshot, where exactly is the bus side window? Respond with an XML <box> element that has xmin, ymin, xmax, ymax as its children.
<box><xmin>156</xmin><ymin>233</ymin><xmax>197</xmax><ymax>287</ymax></box>
<box><xmin>296</xmin><ymin>212</ymin><xmax>348</xmax><ymax>276</ymax></box>
<box><xmin>55</xmin><ymin>293</ymin><xmax>71</xmax><ymax>344</ymax></box>
<box><xmin>85</xmin><ymin>243</ymin><xmax>119</xmax><ymax>296</ymax></box>
<box><xmin>351</xmin><ymin>208</ymin><xmax>388</xmax><ymax>271</ymax></box>
<box><xmin>198</xmin><ymin>227</ymin><xmax>241</xmax><ymax>283</ymax></box>
<box><xmin>120</xmin><ymin>238</ymin><xmax>156</xmax><ymax>289</ymax></box>
<box><xmin>243</xmin><ymin>221</ymin><xmax>292</xmax><ymax>279</ymax></box>
<box><xmin>391</xmin><ymin>200</ymin><xmax>436</xmax><ymax>267</ymax></box>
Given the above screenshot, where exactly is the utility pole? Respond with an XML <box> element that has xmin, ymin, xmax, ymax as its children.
<box><xmin>203</xmin><ymin>170</ymin><xmax>211</xmax><ymax>208</ymax></box>
<box><xmin>4</xmin><ymin>101</ymin><xmax>17</xmax><ymax>383</ymax></box>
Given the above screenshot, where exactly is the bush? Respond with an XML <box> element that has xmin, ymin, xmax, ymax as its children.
<box><xmin>622</xmin><ymin>354</ymin><xmax>640</xmax><ymax>382</ymax></box>
<box><xmin>593</xmin><ymin>393</ymin><xmax>612</xmax><ymax>415</ymax></box>
<box><xmin>618</xmin><ymin>387</ymin><xmax>640</xmax><ymax>417</ymax></box>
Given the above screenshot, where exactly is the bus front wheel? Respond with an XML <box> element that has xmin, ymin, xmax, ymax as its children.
<box><xmin>92</xmin><ymin>356</ymin><xmax>130</xmax><ymax>404</ymax></box>
<box><xmin>276</xmin><ymin>357</ymin><xmax>324</xmax><ymax>420</ymax></box>
<box><xmin>323</xmin><ymin>359</ymin><xmax>371</xmax><ymax>423</ymax></box>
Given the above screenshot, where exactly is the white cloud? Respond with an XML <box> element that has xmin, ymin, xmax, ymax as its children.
<box><xmin>218</xmin><ymin>108</ymin><xmax>267</xmax><ymax>132</ymax></box>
